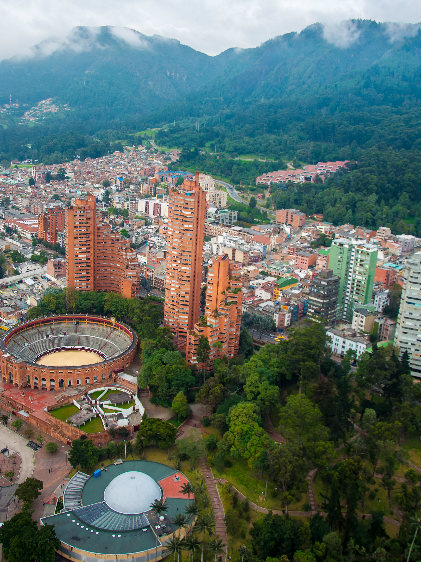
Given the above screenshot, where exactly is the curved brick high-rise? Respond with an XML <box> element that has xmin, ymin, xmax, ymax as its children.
<box><xmin>66</xmin><ymin>195</ymin><xmax>139</xmax><ymax>298</ymax></box>
<box><xmin>187</xmin><ymin>255</ymin><xmax>242</xmax><ymax>367</ymax></box>
<box><xmin>164</xmin><ymin>173</ymin><xmax>206</xmax><ymax>352</ymax></box>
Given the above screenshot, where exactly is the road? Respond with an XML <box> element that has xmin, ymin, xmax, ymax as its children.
<box><xmin>0</xmin><ymin>265</ymin><xmax>45</xmax><ymax>287</ymax></box>
<box><xmin>215</xmin><ymin>180</ymin><xmax>244</xmax><ymax>203</ymax></box>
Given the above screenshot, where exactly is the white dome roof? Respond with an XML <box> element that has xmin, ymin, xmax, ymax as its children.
<box><xmin>104</xmin><ymin>471</ymin><xmax>161</xmax><ymax>514</ymax></box>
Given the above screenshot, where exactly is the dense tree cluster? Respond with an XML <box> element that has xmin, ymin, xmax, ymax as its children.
<box><xmin>0</xmin><ymin>512</ymin><xmax>59</xmax><ymax>562</ymax></box>
<box><xmin>27</xmin><ymin>288</ymin><xmax>163</xmax><ymax>341</ymax></box>
<box><xmin>196</xmin><ymin>320</ymin><xmax>421</xmax><ymax>560</ymax></box>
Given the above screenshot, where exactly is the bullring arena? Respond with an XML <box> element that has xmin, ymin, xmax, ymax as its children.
<box><xmin>0</xmin><ymin>315</ymin><xmax>137</xmax><ymax>390</ymax></box>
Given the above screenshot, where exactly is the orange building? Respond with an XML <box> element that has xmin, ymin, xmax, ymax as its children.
<box><xmin>294</xmin><ymin>251</ymin><xmax>318</xmax><ymax>270</ymax></box>
<box><xmin>38</xmin><ymin>208</ymin><xmax>66</xmax><ymax>244</ymax></box>
<box><xmin>164</xmin><ymin>173</ymin><xmax>206</xmax><ymax>351</ymax></box>
<box><xmin>276</xmin><ymin>208</ymin><xmax>306</xmax><ymax>228</ymax></box>
<box><xmin>375</xmin><ymin>266</ymin><xmax>397</xmax><ymax>289</ymax></box>
<box><xmin>66</xmin><ymin>195</ymin><xmax>139</xmax><ymax>298</ymax></box>
<box><xmin>186</xmin><ymin>255</ymin><xmax>242</xmax><ymax>367</ymax></box>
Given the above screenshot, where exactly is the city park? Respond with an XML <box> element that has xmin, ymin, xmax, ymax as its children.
<box><xmin>0</xmin><ymin>289</ymin><xmax>419</xmax><ymax>562</ymax></box>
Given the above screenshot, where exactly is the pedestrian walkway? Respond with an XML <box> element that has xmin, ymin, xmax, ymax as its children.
<box><xmin>214</xmin><ymin>478</ymin><xmax>400</xmax><ymax>526</ymax></box>
<box><xmin>199</xmin><ymin>458</ymin><xmax>227</xmax><ymax>562</ymax></box>
<box><xmin>32</xmin><ymin>440</ymin><xmax>70</xmax><ymax>521</ymax></box>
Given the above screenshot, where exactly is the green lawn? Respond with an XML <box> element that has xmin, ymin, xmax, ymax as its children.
<box><xmin>49</xmin><ymin>404</ymin><xmax>79</xmax><ymax>421</ymax></box>
<box><xmin>89</xmin><ymin>388</ymin><xmax>118</xmax><ymax>400</ymax></box>
<box><xmin>89</xmin><ymin>389</ymin><xmax>106</xmax><ymax>400</ymax></box>
<box><xmin>213</xmin><ymin>458</ymin><xmax>289</xmax><ymax>510</ymax></box>
<box><xmin>168</xmin><ymin>416</ymin><xmax>186</xmax><ymax>428</ymax></box>
<box><xmin>101</xmin><ymin>401</ymin><xmax>135</xmax><ymax>413</ymax></box>
<box><xmin>80</xmin><ymin>417</ymin><xmax>104</xmax><ymax>433</ymax></box>
<box><xmin>401</xmin><ymin>434</ymin><xmax>421</xmax><ymax>468</ymax></box>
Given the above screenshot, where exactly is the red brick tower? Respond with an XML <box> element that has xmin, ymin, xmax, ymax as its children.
<box><xmin>164</xmin><ymin>172</ymin><xmax>206</xmax><ymax>352</ymax></box>
<box><xmin>186</xmin><ymin>255</ymin><xmax>242</xmax><ymax>367</ymax></box>
<box><xmin>66</xmin><ymin>195</ymin><xmax>139</xmax><ymax>297</ymax></box>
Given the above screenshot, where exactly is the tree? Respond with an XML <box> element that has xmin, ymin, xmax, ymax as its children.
<box><xmin>150</xmin><ymin>498</ymin><xmax>168</xmax><ymax>517</ymax></box>
<box><xmin>267</xmin><ymin>443</ymin><xmax>306</xmax><ymax>512</ymax></box>
<box><xmin>175</xmin><ymin>436</ymin><xmax>205</xmax><ymax>469</ymax></box>
<box><xmin>0</xmin><ymin>512</ymin><xmax>59</xmax><ymax>562</ymax></box>
<box><xmin>68</xmin><ymin>438</ymin><xmax>99</xmax><ymax>471</ymax></box>
<box><xmin>195</xmin><ymin>513</ymin><xmax>214</xmax><ymax>562</ymax></box>
<box><xmin>184</xmin><ymin>534</ymin><xmax>200</xmax><ymax>562</ymax></box>
<box><xmin>172</xmin><ymin>391</ymin><xmax>189</xmax><ymax>419</ymax></box>
<box><xmin>166</xmin><ymin>535</ymin><xmax>183</xmax><ymax>562</ymax></box>
<box><xmin>383</xmin><ymin>283</ymin><xmax>402</xmax><ymax>320</ymax></box>
<box><xmin>46</xmin><ymin>442</ymin><xmax>58</xmax><ymax>454</ymax></box>
<box><xmin>209</xmin><ymin>536</ymin><xmax>225</xmax><ymax>562</ymax></box>
<box><xmin>197</xmin><ymin>335</ymin><xmax>211</xmax><ymax>376</ymax></box>
<box><xmin>249</xmin><ymin>196</ymin><xmax>257</xmax><ymax>209</ymax></box>
<box><xmin>224</xmin><ymin>402</ymin><xmax>273</xmax><ymax>468</ymax></box>
<box><xmin>279</xmin><ymin>394</ymin><xmax>332</xmax><ymax>467</ymax></box>
<box><xmin>11</xmin><ymin>419</ymin><xmax>22</xmax><ymax>431</ymax></box>
<box><xmin>181</xmin><ymin>481</ymin><xmax>194</xmax><ymax>499</ymax></box>
<box><xmin>139</xmin><ymin>348</ymin><xmax>194</xmax><ymax>407</ymax></box>
<box><xmin>15</xmin><ymin>477</ymin><xmax>43</xmax><ymax>508</ymax></box>
<box><xmin>250</xmin><ymin>512</ymin><xmax>302</xmax><ymax>560</ymax></box>
<box><xmin>185</xmin><ymin>501</ymin><xmax>199</xmax><ymax>531</ymax></box>
<box><xmin>120</xmin><ymin>228</ymin><xmax>130</xmax><ymax>238</ymax></box>
<box><xmin>102</xmin><ymin>180</ymin><xmax>111</xmax><ymax>188</ymax></box>
<box><xmin>135</xmin><ymin>417</ymin><xmax>177</xmax><ymax>451</ymax></box>
<box><xmin>323</xmin><ymin>531</ymin><xmax>343</xmax><ymax>562</ymax></box>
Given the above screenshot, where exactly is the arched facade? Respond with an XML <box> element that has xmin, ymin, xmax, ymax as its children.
<box><xmin>0</xmin><ymin>315</ymin><xmax>137</xmax><ymax>390</ymax></box>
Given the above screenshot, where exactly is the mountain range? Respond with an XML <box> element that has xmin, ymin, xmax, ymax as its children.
<box><xmin>0</xmin><ymin>20</ymin><xmax>419</xmax><ymax>235</ymax></box>
<box><xmin>0</xmin><ymin>20</ymin><xmax>419</xmax><ymax>124</ymax></box>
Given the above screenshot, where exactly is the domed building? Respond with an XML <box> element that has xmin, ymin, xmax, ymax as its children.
<box><xmin>41</xmin><ymin>460</ymin><xmax>195</xmax><ymax>562</ymax></box>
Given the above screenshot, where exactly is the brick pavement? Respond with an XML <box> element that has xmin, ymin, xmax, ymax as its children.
<box><xmin>200</xmin><ymin>459</ymin><xmax>227</xmax><ymax>562</ymax></box>
<box><xmin>32</xmin><ymin>439</ymin><xmax>70</xmax><ymax>522</ymax></box>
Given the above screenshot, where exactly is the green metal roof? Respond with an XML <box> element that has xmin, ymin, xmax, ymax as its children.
<box><xmin>41</xmin><ymin>460</ymin><xmax>192</xmax><ymax>556</ymax></box>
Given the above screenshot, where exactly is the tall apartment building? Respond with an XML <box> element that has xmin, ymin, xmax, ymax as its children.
<box><xmin>328</xmin><ymin>239</ymin><xmax>377</xmax><ymax>321</ymax></box>
<box><xmin>38</xmin><ymin>207</ymin><xmax>66</xmax><ymax>244</ymax></box>
<box><xmin>186</xmin><ymin>255</ymin><xmax>242</xmax><ymax>366</ymax></box>
<box><xmin>276</xmin><ymin>208</ymin><xmax>306</xmax><ymax>228</ymax></box>
<box><xmin>394</xmin><ymin>252</ymin><xmax>421</xmax><ymax>378</ymax></box>
<box><xmin>307</xmin><ymin>269</ymin><xmax>339</xmax><ymax>326</ymax></box>
<box><xmin>164</xmin><ymin>173</ymin><xmax>206</xmax><ymax>351</ymax></box>
<box><xmin>66</xmin><ymin>195</ymin><xmax>140</xmax><ymax>298</ymax></box>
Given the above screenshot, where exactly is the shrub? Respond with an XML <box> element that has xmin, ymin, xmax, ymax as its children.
<box><xmin>46</xmin><ymin>442</ymin><xmax>58</xmax><ymax>454</ymax></box>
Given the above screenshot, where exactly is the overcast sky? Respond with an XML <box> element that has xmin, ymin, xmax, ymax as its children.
<box><xmin>0</xmin><ymin>0</ymin><xmax>419</xmax><ymax>59</ymax></box>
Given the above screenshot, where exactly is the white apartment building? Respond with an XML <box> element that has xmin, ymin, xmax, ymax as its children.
<box><xmin>394</xmin><ymin>252</ymin><xmax>421</xmax><ymax>378</ymax></box>
<box><xmin>327</xmin><ymin>328</ymin><xmax>368</xmax><ymax>358</ymax></box>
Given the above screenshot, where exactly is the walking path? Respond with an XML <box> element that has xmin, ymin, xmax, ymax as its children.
<box><xmin>306</xmin><ymin>469</ymin><xmax>318</xmax><ymax>512</ymax></box>
<box><xmin>32</xmin><ymin>440</ymin><xmax>70</xmax><ymax>521</ymax></box>
<box><xmin>214</xmin><ymin>478</ymin><xmax>400</xmax><ymax>526</ymax></box>
<box><xmin>200</xmin><ymin>459</ymin><xmax>228</xmax><ymax>561</ymax></box>
<box><xmin>265</xmin><ymin>414</ymin><xmax>286</xmax><ymax>444</ymax></box>
<box><xmin>0</xmin><ymin>423</ymin><xmax>35</xmax><ymax>483</ymax></box>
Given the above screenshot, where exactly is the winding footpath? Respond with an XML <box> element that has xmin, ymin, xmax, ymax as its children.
<box><xmin>214</xmin><ymin>478</ymin><xmax>401</xmax><ymax>527</ymax></box>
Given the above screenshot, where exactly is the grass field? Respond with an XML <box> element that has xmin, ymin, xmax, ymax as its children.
<box><xmin>401</xmin><ymin>434</ymin><xmax>421</xmax><ymax>467</ymax></box>
<box><xmin>213</xmin><ymin>458</ymin><xmax>299</xmax><ymax>511</ymax></box>
<box><xmin>80</xmin><ymin>417</ymin><xmax>104</xmax><ymax>433</ymax></box>
<box><xmin>49</xmin><ymin>404</ymin><xmax>79</xmax><ymax>421</ymax></box>
<box><xmin>89</xmin><ymin>389</ymin><xmax>118</xmax><ymax>401</ymax></box>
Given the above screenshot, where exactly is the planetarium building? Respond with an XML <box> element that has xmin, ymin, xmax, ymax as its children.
<box><xmin>42</xmin><ymin>460</ymin><xmax>195</xmax><ymax>562</ymax></box>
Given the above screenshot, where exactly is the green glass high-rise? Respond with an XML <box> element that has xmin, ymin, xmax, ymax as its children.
<box><xmin>328</xmin><ymin>239</ymin><xmax>378</xmax><ymax>321</ymax></box>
